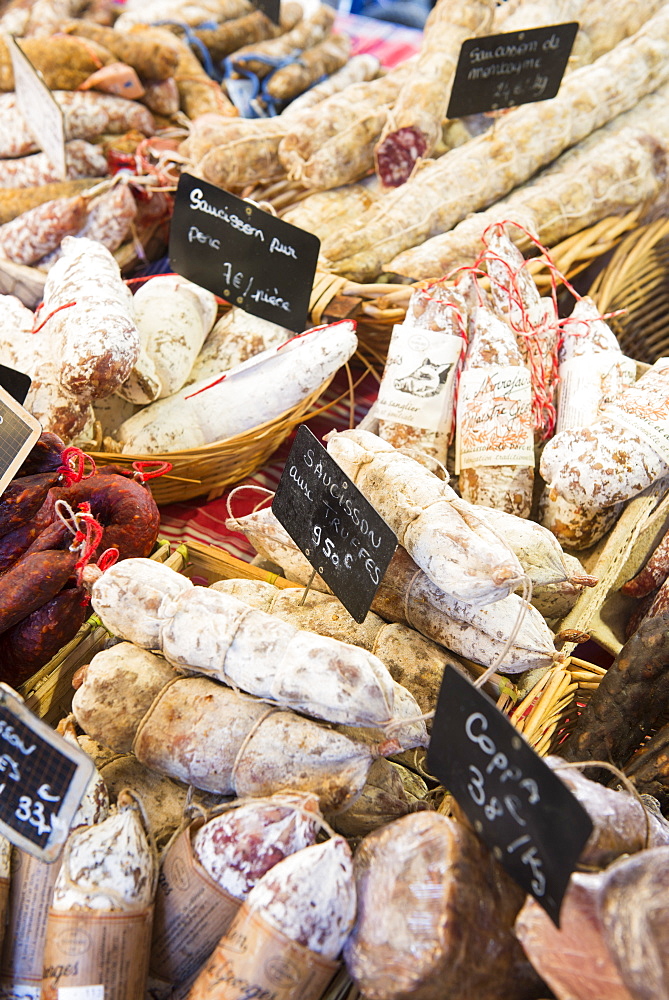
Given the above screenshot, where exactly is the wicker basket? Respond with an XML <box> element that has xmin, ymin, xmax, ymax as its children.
<box><xmin>308</xmin><ymin>209</ymin><xmax>646</xmax><ymax>363</ymax></box>
<box><xmin>88</xmin><ymin>371</ymin><xmax>347</xmax><ymax>505</ymax></box>
<box><xmin>589</xmin><ymin>214</ymin><xmax>669</xmax><ymax>364</ymax></box>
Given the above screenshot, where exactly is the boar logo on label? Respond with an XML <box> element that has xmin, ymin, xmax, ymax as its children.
<box><xmin>394</xmin><ymin>359</ymin><xmax>454</xmax><ymax>398</ymax></box>
<box><xmin>56</xmin><ymin>926</ymin><xmax>91</xmax><ymax>957</ymax></box>
<box><xmin>168</xmin><ymin>855</ymin><xmax>190</xmax><ymax>892</ymax></box>
<box><xmin>264</xmin><ymin>957</ymin><xmax>301</xmax><ymax>989</ymax></box>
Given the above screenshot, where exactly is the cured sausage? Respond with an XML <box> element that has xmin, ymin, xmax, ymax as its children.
<box><xmin>0</xmin><ymin>586</ymin><xmax>88</xmax><ymax>684</ymax></box>
<box><xmin>0</xmin><ymin>141</ymin><xmax>108</xmax><ymax>189</ymax></box>
<box><xmin>0</xmin><ymin>471</ymin><xmax>62</xmax><ymax>539</ymax></box>
<box><xmin>52</xmin><ymin>472</ymin><xmax>160</xmax><ymax>560</ymax></box>
<box><xmin>561</xmin><ymin>610</ymin><xmax>669</xmax><ymax>778</ymax></box>
<box><xmin>0</xmin><ymin>194</ymin><xmax>88</xmax><ymax>265</ymax></box>
<box><xmin>0</xmin><ymin>549</ymin><xmax>78</xmax><ymax>635</ymax></box>
<box><xmin>15</xmin><ymin>432</ymin><xmax>65</xmax><ymax>477</ymax></box>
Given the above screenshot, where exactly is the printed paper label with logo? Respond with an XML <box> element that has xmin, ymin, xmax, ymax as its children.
<box><xmin>58</xmin><ymin>987</ymin><xmax>104</xmax><ymax>999</ymax></box>
<box><xmin>376</xmin><ymin>324</ymin><xmax>463</xmax><ymax>433</ymax></box>
<box><xmin>601</xmin><ymin>358</ymin><xmax>669</xmax><ymax>465</ymax></box>
<box><xmin>456</xmin><ymin>365</ymin><xmax>534</xmax><ymax>471</ymax></box>
<box><xmin>556</xmin><ymin>354</ymin><xmax>636</xmax><ymax>433</ymax></box>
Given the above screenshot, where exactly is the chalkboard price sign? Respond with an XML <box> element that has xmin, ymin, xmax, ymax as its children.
<box><xmin>0</xmin><ymin>685</ymin><xmax>95</xmax><ymax>862</ymax></box>
<box><xmin>0</xmin><ymin>364</ymin><xmax>31</xmax><ymax>406</ymax></box>
<box><xmin>6</xmin><ymin>34</ymin><xmax>67</xmax><ymax>180</ymax></box>
<box><xmin>0</xmin><ymin>385</ymin><xmax>41</xmax><ymax>499</ymax></box>
<box><xmin>427</xmin><ymin>666</ymin><xmax>593</xmax><ymax>925</ymax></box>
<box><xmin>273</xmin><ymin>426</ymin><xmax>397</xmax><ymax>623</ymax></box>
<box><xmin>254</xmin><ymin>0</ymin><xmax>281</xmax><ymax>24</ymax></box>
<box><xmin>447</xmin><ymin>22</ymin><xmax>579</xmax><ymax>118</ymax></box>
<box><xmin>169</xmin><ymin>172</ymin><xmax>320</xmax><ymax>333</ymax></box>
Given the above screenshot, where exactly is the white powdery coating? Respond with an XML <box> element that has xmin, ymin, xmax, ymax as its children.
<box><xmin>132</xmin><ymin>275</ymin><xmax>216</xmax><ymax>398</ymax></box>
<box><xmin>68</xmin><ymin>745</ymin><xmax>110</xmax><ymax>829</ymax></box>
<box><xmin>188</xmin><ymin>308</ymin><xmax>291</xmax><ymax>384</ymax></box>
<box><xmin>52</xmin><ymin>803</ymin><xmax>155</xmax><ymax>913</ymax></box>
<box><xmin>160</xmin><ymin>586</ymin><xmax>397</xmax><ymax>727</ymax></box>
<box><xmin>54</xmin><ymin>90</ymin><xmax>155</xmax><ymax>139</ymax></box>
<box><xmin>72</xmin><ymin>643</ymin><xmax>176</xmax><ymax>753</ymax></box>
<box><xmin>326</xmin><ymin>429</ymin><xmax>523</xmax><ymax>606</ymax></box>
<box><xmin>192</xmin><ymin>793</ymin><xmax>319</xmax><ymax>900</ymax></box>
<box><xmin>90</xmin><ymin>558</ymin><xmax>194</xmax><ymax>649</ymax></box>
<box><xmin>471</xmin><ymin>504</ymin><xmax>570</xmax><ymax>587</ymax></box>
<box><xmin>246</xmin><ymin>838</ymin><xmax>355</xmax><ymax>959</ymax></box>
<box><xmin>388</xmin><ymin>682</ymin><xmax>428</xmax><ymax>749</ymax></box>
<box><xmin>0</xmin><ymin>294</ymin><xmax>35</xmax><ymax>370</ymax></box>
<box><xmin>117</xmin><ymin>321</ymin><xmax>358</xmax><ymax>453</ymax></box>
<box><xmin>561</xmin><ymin>296</ymin><xmax>622</xmax><ymax>360</ymax></box>
<box><xmin>43</xmin><ymin>237</ymin><xmax>140</xmax><ymax>402</ymax></box>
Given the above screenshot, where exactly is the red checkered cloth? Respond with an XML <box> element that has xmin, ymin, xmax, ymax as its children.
<box><xmin>335</xmin><ymin>12</ymin><xmax>423</xmax><ymax>67</ymax></box>
<box><xmin>158</xmin><ymin>369</ymin><xmax>378</xmax><ymax>558</ymax></box>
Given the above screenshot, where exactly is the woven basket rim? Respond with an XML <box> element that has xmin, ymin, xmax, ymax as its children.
<box><xmin>89</xmin><ymin>372</ymin><xmax>337</xmax><ymax>464</ymax></box>
<box><xmin>589</xmin><ymin>214</ymin><xmax>669</xmax><ymax>313</ymax></box>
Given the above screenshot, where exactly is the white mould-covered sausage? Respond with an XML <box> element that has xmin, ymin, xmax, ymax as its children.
<box><xmin>90</xmin><ymin>558</ymin><xmax>419</xmax><ymax>731</ymax></box>
<box><xmin>540</xmin><ymin>357</ymin><xmax>669</xmax><ymax>509</ymax></box>
<box><xmin>325</xmin><ymin>428</ymin><xmax>525</xmax><ymax>605</ymax></box>
<box><xmin>51</xmin><ymin>791</ymin><xmax>155</xmax><ymax>913</ymax></box>
<box><xmin>40</xmin><ymin>236</ymin><xmax>141</xmax><ymax>402</ymax></box>
<box><xmin>116</xmin><ymin>320</ymin><xmax>358</xmax><ymax>453</ymax></box>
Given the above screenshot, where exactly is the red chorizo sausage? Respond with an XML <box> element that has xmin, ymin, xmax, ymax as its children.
<box><xmin>0</xmin><ymin>549</ymin><xmax>78</xmax><ymax>635</ymax></box>
<box><xmin>51</xmin><ymin>472</ymin><xmax>160</xmax><ymax>559</ymax></box>
<box><xmin>15</xmin><ymin>431</ymin><xmax>65</xmax><ymax>477</ymax></box>
<box><xmin>0</xmin><ymin>500</ymin><xmax>55</xmax><ymax>574</ymax></box>
<box><xmin>0</xmin><ymin>585</ymin><xmax>88</xmax><ymax>684</ymax></box>
<box><xmin>0</xmin><ymin>470</ymin><xmax>63</xmax><ymax>539</ymax></box>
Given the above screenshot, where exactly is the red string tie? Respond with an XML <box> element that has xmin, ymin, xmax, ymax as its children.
<box><xmin>32</xmin><ymin>301</ymin><xmax>77</xmax><ymax>335</ymax></box>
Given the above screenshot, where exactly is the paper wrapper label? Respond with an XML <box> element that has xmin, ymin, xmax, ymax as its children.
<box><xmin>556</xmin><ymin>354</ymin><xmax>636</xmax><ymax>433</ymax></box>
<box><xmin>456</xmin><ymin>365</ymin><xmax>534</xmax><ymax>471</ymax></box>
<box><xmin>376</xmin><ymin>325</ymin><xmax>463</xmax><ymax>433</ymax></box>
<box><xmin>0</xmin><ymin>851</ymin><xmax>61</xmax><ymax>986</ymax></box>
<box><xmin>41</xmin><ymin>907</ymin><xmax>153</xmax><ymax>1000</ymax></box>
<box><xmin>189</xmin><ymin>903</ymin><xmax>339</xmax><ymax>1000</ymax></box>
<box><xmin>0</xmin><ymin>874</ymin><xmax>10</xmax><ymax>955</ymax></box>
<box><xmin>58</xmin><ymin>987</ymin><xmax>104</xmax><ymax>999</ymax></box>
<box><xmin>601</xmin><ymin>359</ymin><xmax>669</xmax><ymax>466</ymax></box>
<box><xmin>150</xmin><ymin>822</ymin><xmax>241</xmax><ymax>986</ymax></box>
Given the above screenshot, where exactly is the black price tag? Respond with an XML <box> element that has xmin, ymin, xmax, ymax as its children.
<box><xmin>0</xmin><ymin>685</ymin><xmax>95</xmax><ymax>862</ymax></box>
<box><xmin>427</xmin><ymin>666</ymin><xmax>593</xmax><ymax>925</ymax></box>
<box><xmin>254</xmin><ymin>0</ymin><xmax>281</xmax><ymax>24</ymax></box>
<box><xmin>447</xmin><ymin>22</ymin><xmax>579</xmax><ymax>118</ymax></box>
<box><xmin>169</xmin><ymin>173</ymin><xmax>320</xmax><ymax>333</ymax></box>
<box><xmin>0</xmin><ymin>364</ymin><xmax>31</xmax><ymax>406</ymax></box>
<box><xmin>0</xmin><ymin>385</ymin><xmax>41</xmax><ymax>499</ymax></box>
<box><xmin>6</xmin><ymin>34</ymin><xmax>67</xmax><ymax>180</ymax></box>
<box><xmin>272</xmin><ymin>426</ymin><xmax>397</xmax><ymax>623</ymax></box>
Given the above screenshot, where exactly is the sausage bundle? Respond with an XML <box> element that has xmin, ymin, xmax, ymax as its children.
<box><xmin>224</xmin><ymin>506</ymin><xmax>576</xmax><ymax>674</ymax></box>
<box><xmin>325</xmin><ymin>428</ymin><xmax>525</xmax><ymax>605</ymax></box>
<box><xmin>72</xmin><ymin>643</ymin><xmax>396</xmax><ymax>812</ymax></box>
<box><xmin>151</xmin><ymin>793</ymin><xmax>320</xmax><ymax>989</ymax></box>
<box><xmin>88</xmin><ymin>557</ymin><xmax>426</xmax><ymax>733</ymax></box>
<box><xmin>540</xmin><ymin>357</ymin><xmax>669</xmax><ymax>510</ymax></box>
